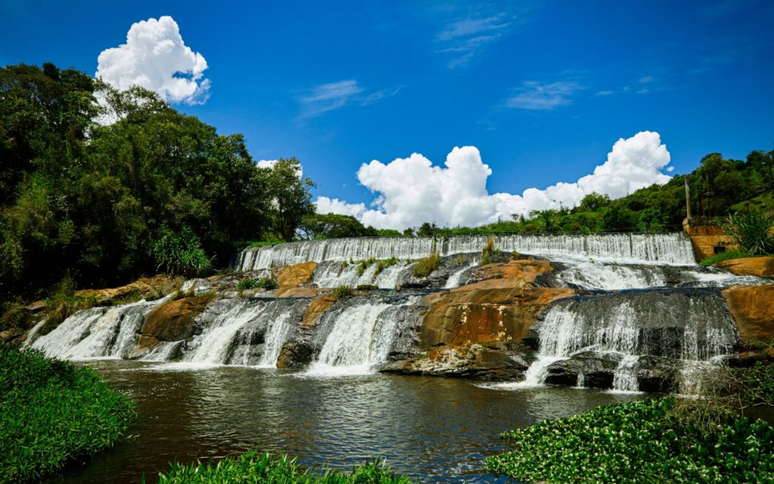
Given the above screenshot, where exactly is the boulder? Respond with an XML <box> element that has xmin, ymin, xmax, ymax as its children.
<box><xmin>276</xmin><ymin>341</ymin><xmax>314</xmax><ymax>369</ymax></box>
<box><xmin>77</xmin><ymin>274</ymin><xmax>184</xmax><ymax>305</ymax></box>
<box><xmin>303</xmin><ymin>295</ymin><xmax>337</xmax><ymax>328</ymax></box>
<box><xmin>717</xmin><ymin>256</ymin><xmax>774</xmax><ymax>278</ymax></box>
<box><xmin>722</xmin><ymin>284</ymin><xmax>774</xmax><ymax>343</ymax></box>
<box><xmin>140</xmin><ymin>295</ymin><xmax>217</xmax><ymax>342</ymax></box>
<box><xmin>274</xmin><ymin>261</ymin><xmax>318</xmax><ymax>288</ymax></box>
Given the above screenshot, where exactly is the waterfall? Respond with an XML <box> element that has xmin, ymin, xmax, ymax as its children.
<box><xmin>255</xmin><ymin>311</ymin><xmax>293</xmax><ymax>368</ymax></box>
<box><xmin>184</xmin><ymin>300</ymin><xmax>269</xmax><ymax>364</ymax></box>
<box><xmin>235</xmin><ymin>233</ymin><xmax>696</xmax><ymax>271</ymax></box>
<box><xmin>498</xmin><ymin>290</ymin><xmax>737</xmax><ymax>392</ymax></box>
<box><xmin>306</xmin><ymin>297</ymin><xmax>417</xmax><ymax>376</ymax></box>
<box><xmin>31</xmin><ymin>298</ymin><xmax>166</xmax><ymax>360</ymax></box>
<box><xmin>554</xmin><ymin>261</ymin><xmax>667</xmax><ymax>290</ymax></box>
<box><xmin>444</xmin><ymin>261</ymin><xmax>478</xmax><ymax>289</ymax></box>
<box><xmin>312</xmin><ymin>260</ymin><xmax>412</xmax><ymax>289</ymax></box>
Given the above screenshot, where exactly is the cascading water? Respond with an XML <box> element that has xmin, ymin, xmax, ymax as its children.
<box><xmin>306</xmin><ymin>297</ymin><xmax>418</xmax><ymax>376</ymax></box>
<box><xmin>499</xmin><ymin>290</ymin><xmax>738</xmax><ymax>392</ymax></box>
<box><xmin>553</xmin><ymin>261</ymin><xmax>668</xmax><ymax>290</ymax></box>
<box><xmin>256</xmin><ymin>311</ymin><xmax>293</xmax><ymax>368</ymax></box>
<box><xmin>235</xmin><ymin>233</ymin><xmax>696</xmax><ymax>271</ymax></box>
<box><xmin>31</xmin><ymin>298</ymin><xmax>167</xmax><ymax>360</ymax></box>
<box><xmin>312</xmin><ymin>260</ymin><xmax>411</xmax><ymax>289</ymax></box>
<box><xmin>444</xmin><ymin>261</ymin><xmax>478</xmax><ymax>289</ymax></box>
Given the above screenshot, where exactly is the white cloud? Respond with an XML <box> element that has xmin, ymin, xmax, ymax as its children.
<box><xmin>97</xmin><ymin>16</ymin><xmax>209</xmax><ymax>104</ymax></box>
<box><xmin>315</xmin><ymin>131</ymin><xmax>671</xmax><ymax>230</ymax></box>
<box><xmin>297</xmin><ymin>80</ymin><xmax>398</xmax><ymax>118</ymax></box>
<box><xmin>505</xmin><ymin>81</ymin><xmax>581</xmax><ymax>110</ymax></box>
<box><xmin>257</xmin><ymin>159</ymin><xmax>303</xmax><ymax>178</ymax></box>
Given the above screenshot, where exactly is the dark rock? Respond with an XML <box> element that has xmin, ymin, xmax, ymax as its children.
<box><xmin>277</xmin><ymin>341</ymin><xmax>313</xmax><ymax>369</ymax></box>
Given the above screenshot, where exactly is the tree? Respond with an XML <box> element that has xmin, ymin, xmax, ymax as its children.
<box><xmin>262</xmin><ymin>158</ymin><xmax>316</xmax><ymax>241</ymax></box>
<box><xmin>578</xmin><ymin>192</ymin><xmax>611</xmax><ymax>212</ymax></box>
<box><xmin>298</xmin><ymin>213</ymin><xmax>375</xmax><ymax>240</ymax></box>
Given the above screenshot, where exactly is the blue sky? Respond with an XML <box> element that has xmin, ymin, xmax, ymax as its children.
<box><xmin>2</xmin><ymin>0</ymin><xmax>773</xmax><ymax>228</ymax></box>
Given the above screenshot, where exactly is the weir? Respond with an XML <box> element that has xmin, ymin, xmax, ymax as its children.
<box><xmin>236</xmin><ymin>232</ymin><xmax>696</xmax><ymax>271</ymax></box>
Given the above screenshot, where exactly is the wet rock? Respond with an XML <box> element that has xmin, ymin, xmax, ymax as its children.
<box><xmin>303</xmin><ymin>295</ymin><xmax>337</xmax><ymax>328</ymax></box>
<box><xmin>77</xmin><ymin>274</ymin><xmax>184</xmax><ymax>305</ymax></box>
<box><xmin>276</xmin><ymin>341</ymin><xmax>313</xmax><ymax>369</ymax></box>
<box><xmin>274</xmin><ymin>261</ymin><xmax>318</xmax><ymax>288</ymax></box>
<box><xmin>141</xmin><ymin>295</ymin><xmax>217</xmax><ymax>341</ymax></box>
<box><xmin>381</xmin><ymin>343</ymin><xmax>531</xmax><ymax>381</ymax></box>
<box><xmin>635</xmin><ymin>356</ymin><xmax>678</xmax><ymax>393</ymax></box>
<box><xmin>723</xmin><ymin>284</ymin><xmax>774</xmax><ymax>342</ymax></box>
<box><xmin>544</xmin><ymin>352</ymin><xmax>620</xmax><ymax>389</ymax></box>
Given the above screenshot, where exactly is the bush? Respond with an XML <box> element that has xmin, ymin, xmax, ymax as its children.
<box><xmin>700</xmin><ymin>249</ymin><xmax>751</xmax><ymax>266</ymax></box>
<box><xmin>153</xmin><ymin>227</ymin><xmax>213</xmax><ymax>277</ymax></box>
<box><xmin>331</xmin><ymin>285</ymin><xmax>354</xmax><ymax>299</ymax></box>
<box><xmin>412</xmin><ymin>252</ymin><xmax>440</xmax><ymax>278</ymax></box>
<box><xmin>154</xmin><ymin>451</ymin><xmax>415</xmax><ymax>484</ymax></box>
<box><xmin>486</xmin><ymin>398</ymin><xmax>774</xmax><ymax>484</ymax></box>
<box><xmin>0</xmin><ymin>346</ymin><xmax>136</xmax><ymax>483</ymax></box>
<box><xmin>237</xmin><ymin>277</ymin><xmax>278</xmax><ymax>291</ymax></box>
<box><xmin>725</xmin><ymin>211</ymin><xmax>774</xmax><ymax>256</ymax></box>
<box><xmin>43</xmin><ymin>276</ymin><xmax>98</xmax><ymax>334</ymax></box>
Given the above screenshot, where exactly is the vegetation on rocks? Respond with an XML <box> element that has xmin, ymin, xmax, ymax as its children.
<box><xmin>699</xmin><ymin>250</ymin><xmax>752</xmax><ymax>267</ymax></box>
<box><xmin>412</xmin><ymin>252</ymin><xmax>440</xmax><ymax>278</ymax></box>
<box><xmin>236</xmin><ymin>276</ymin><xmax>279</xmax><ymax>291</ymax></box>
<box><xmin>0</xmin><ymin>346</ymin><xmax>136</xmax><ymax>484</ymax></box>
<box><xmin>486</xmin><ymin>398</ymin><xmax>774</xmax><ymax>484</ymax></box>
<box><xmin>152</xmin><ymin>451</ymin><xmax>415</xmax><ymax>484</ymax></box>
<box><xmin>725</xmin><ymin>211</ymin><xmax>774</xmax><ymax>256</ymax></box>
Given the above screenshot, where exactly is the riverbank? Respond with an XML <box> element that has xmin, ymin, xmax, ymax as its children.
<box><xmin>486</xmin><ymin>398</ymin><xmax>774</xmax><ymax>484</ymax></box>
<box><xmin>0</xmin><ymin>346</ymin><xmax>136</xmax><ymax>484</ymax></box>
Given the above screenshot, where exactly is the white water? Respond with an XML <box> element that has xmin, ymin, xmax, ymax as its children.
<box><xmin>312</xmin><ymin>261</ymin><xmax>411</xmax><ymax>289</ymax></box>
<box><xmin>237</xmin><ymin>233</ymin><xmax>696</xmax><ymax>271</ymax></box>
<box><xmin>444</xmin><ymin>262</ymin><xmax>478</xmax><ymax>289</ymax></box>
<box><xmin>555</xmin><ymin>260</ymin><xmax>667</xmax><ymax>290</ymax></box>
<box><xmin>185</xmin><ymin>300</ymin><xmax>268</xmax><ymax>364</ymax></box>
<box><xmin>256</xmin><ymin>312</ymin><xmax>293</xmax><ymax>368</ymax></box>
<box><xmin>610</xmin><ymin>354</ymin><xmax>641</xmax><ymax>393</ymax></box>
<box><xmin>31</xmin><ymin>298</ymin><xmax>166</xmax><ymax>360</ymax></box>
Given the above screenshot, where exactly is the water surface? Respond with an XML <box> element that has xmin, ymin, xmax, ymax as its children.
<box><xmin>44</xmin><ymin>361</ymin><xmax>643</xmax><ymax>484</ymax></box>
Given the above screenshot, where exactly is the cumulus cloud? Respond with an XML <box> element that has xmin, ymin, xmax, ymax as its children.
<box><xmin>97</xmin><ymin>16</ymin><xmax>210</xmax><ymax>104</ymax></box>
<box><xmin>505</xmin><ymin>81</ymin><xmax>581</xmax><ymax>110</ymax></box>
<box><xmin>256</xmin><ymin>159</ymin><xmax>303</xmax><ymax>178</ymax></box>
<box><xmin>315</xmin><ymin>131</ymin><xmax>671</xmax><ymax>230</ymax></box>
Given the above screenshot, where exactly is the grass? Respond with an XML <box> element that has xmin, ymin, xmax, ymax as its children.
<box><xmin>700</xmin><ymin>249</ymin><xmax>752</xmax><ymax>266</ymax></box>
<box><xmin>0</xmin><ymin>346</ymin><xmax>136</xmax><ymax>484</ymax></box>
<box><xmin>412</xmin><ymin>252</ymin><xmax>440</xmax><ymax>278</ymax></box>
<box><xmin>236</xmin><ymin>276</ymin><xmax>279</xmax><ymax>291</ymax></box>
<box><xmin>374</xmin><ymin>257</ymin><xmax>400</xmax><ymax>277</ymax></box>
<box><xmin>485</xmin><ymin>398</ymin><xmax>774</xmax><ymax>484</ymax></box>
<box><xmin>153</xmin><ymin>451</ymin><xmax>416</xmax><ymax>484</ymax></box>
<box><xmin>331</xmin><ymin>285</ymin><xmax>355</xmax><ymax>299</ymax></box>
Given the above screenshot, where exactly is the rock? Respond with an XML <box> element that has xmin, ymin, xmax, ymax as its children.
<box><xmin>0</xmin><ymin>328</ymin><xmax>25</xmax><ymax>344</ymax></box>
<box><xmin>141</xmin><ymin>295</ymin><xmax>217</xmax><ymax>341</ymax></box>
<box><xmin>722</xmin><ymin>284</ymin><xmax>774</xmax><ymax>343</ymax></box>
<box><xmin>274</xmin><ymin>261</ymin><xmax>318</xmax><ymax>288</ymax></box>
<box><xmin>545</xmin><ymin>352</ymin><xmax>620</xmax><ymax>389</ymax></box>
<box><xmin>717</xmin><ymin>256</ymin><xmax>774</xmax><ymax>278</ymax></box>
<box><xmin>380</xmin><ymin>344</ymin><xmax>531</xmax><ymax>381</ymax></box>
<box><xmin>303</xmin><ymin>295</ymin><xmax>337</xmax><ymax>328</ymax></box>
<box><xmin>635</xmin><ymin>356</ymin><xmax>678</xmax><ymax>393</ymax></box>
<box><xmin>683</xmin><ymin>220</ymin><xmax>736</xmax><ymax>262</ymax></box>
<box><xmin>420</xmin><ymin>286</ymin><xmax>576</xmax><ymax>348</ymax></box>
<box><xmin>275</xmin><ymin>287</ymin><xmax>329</xmax><ymax>298</ymax></box>
<box><xmin>276</xmin><ymin>341</ymin><xmax>313</xmax><ymax>369</ymax></box>
<box><xmin>77</xmin><ymin>274</ymin><xmax>184</xmax><ymax>305</ymax></box>
<box><xmin>464</xmin><ymin>259</ymin><xmax>555</xmax><ymax>290</ymax></box>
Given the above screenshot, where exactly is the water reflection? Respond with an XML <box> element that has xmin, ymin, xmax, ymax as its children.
<box><xmin>44</xmin><ymin>362</ymin><xmax>643</xmax><ymax>484</ymax></box>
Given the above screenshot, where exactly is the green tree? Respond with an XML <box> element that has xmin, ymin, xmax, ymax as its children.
<box><xmin>262</xmin><ymin>158</ymin><xmax>316</xmax><ymax>241</ymax></box>
<box><xmin>299</xmin><ymin>213</ymin><xmax>375</xmax><ymax>240</ymax></box>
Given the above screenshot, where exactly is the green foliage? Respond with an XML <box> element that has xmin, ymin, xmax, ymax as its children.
<box><xmin>0</xmin><ymin>63</ymin><xmax>316</xmax><ymax>303</ymax></box>
<box><xmin>374</xmin><ymin>257</ymin><xmax>399</xmax><ymax>277</ymax></box>
<box><xmin>724</xmin><ymin>211</ymin><xmax>774</xmax><ymax>256</ymax></box>
<box><xmin>0</xmin><ymin>298</ymin><xmax>27</xmax><ymax>331</ymax></box>
<box><xmin>154</xmin><ymin>451</ymin><xmax>415</xmax><ymax>484</ymax></box>
<box><xmin>331</xmin><ymin>285</ymin><xmax>354</xmax><ymax>299</ymax></box>
<box><xmin>299</xmin><ymin>213</ymin><xmax>376</xmax><ymax>240</ymax></box>
<box><xmin>42</xmin><ymin>276</ymin><xmax>98</xmax><ymax>333</ymax></box>
<box><xmin>734</xmin><ymin>361</ymin><xmax>774</xmax><ymax>408</ymax></box>
<box><xmin>236</xmin><ymin>277</ymin><xmax>278</xmax><ymax>291</ymax></box>
<box><xmin>481</xmin><ymin>235</ymin><xmax>495</xmax><ymax>265</ymax></box>
<box><xmin>153</xmin><ymin>227</ymin><xmax>213</xmax><ymax>277</ymax></box>
<box><xmin>0</xmin><ymin>346</ymin><xmax>136</xmax><ymax>483</ymax></box>
<box><xmin>486</xmin><ymin>398</ymin><xmax>774</xmax><ymax>484</ymax></box>
<box><xmin>699</xmin><ymin>249</ymin><xmax>752</xmax><ymax>266</ymax></box>
<box><xmin>412</xmin><ymin>252</ymin><xmax>440</xmax><ymax>278</ymax></box>
<box><xmin>356</xmin><ymin>257</ymin><xmax>376</xmax><ymax>276</ymax></box>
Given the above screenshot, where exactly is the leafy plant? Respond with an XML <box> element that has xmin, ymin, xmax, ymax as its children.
<box><xmin>331</xmin><ymin>285</ymin><xmax>354</xmax><ymax>299</ymax></box>
<box><xmin>486</xmin><ymin>398</ymin><xmax>774</xmax><ymax>484</ymax></box>
<box><xmin>412</xmin><ymin>252</ymin><xmax>440</xmax><ymax>278</ymax></box>
<box><xmin>153</xmin><ymin>227</ymin><xmax>213</xmax><ymax>277</ymax></box>
<box><xmin>724</xmin><ymin>211</ymin><xmax>774</xmax><ymax>256</ymax></box>
<box><xmin>0</xmin><ymin>346</ymin><xmax>136</xmax><ymax>483</ymax></box>
<box><xmin>155</xmin><ymin>451</ymin><xmax>415</xmax><ymax>484</ymax></box>
<box><xmin>237</xmin><ymin>277</ymin><xmax>278</xmax><ymax>291</ymax></box>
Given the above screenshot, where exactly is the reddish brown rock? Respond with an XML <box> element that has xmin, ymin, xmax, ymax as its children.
<box><xmin>722</xmin><ymin>285</ymin><xmax>774</xmax><ymax>343</ymax></box>
<box><xmin>420</xmin><ymin>285</ymin><xmax>576</xmax><ymax>348</ymax></box>
<box><xmin>464</xmin><ymin>259</ymin><xmax>554</xmax><ymax>290</ymax></box>
<box><xmin>77</xmin><ymin>274</ymin><xmax>184</xmax><ymax>305</ymax></box>
<box><xmin>303</xmin><ymin>295</ymin><xmax>337</xmax><ymax>328</ymax></box>
<box><xmin>274</xmin><ymin>261</ymin><xmax>317</xmax><ymax>288</ymax></box>
<box><xmin>141</xmin><ymin>295</ymin><xmax>216</xmax><ymax>342</ymax></box>
<box><xmin>717</xmin><ymin>256</ymin><xmax>774</xmax><ymax>278</ymax></box>
<box><xmin>275</xmin><ymin>287</ymin><xmax>329</xmax><ymax>298</ymax></box>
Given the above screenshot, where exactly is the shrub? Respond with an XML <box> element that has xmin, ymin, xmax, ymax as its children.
<box><xmin>331</xmin><ymin>285</ymin><xmax>354</xmax><ymax>299</ymax></box>
<box><xmin>724</xmin><ymin>211</ymin><xmax>774</xmax><ymax>256</ymax></box>
<box><xmin>154</xmin><ymin>451</ymin><xmax>415</xmax><ymax>484</ymax></box>
<box><xmin>0</xmin><ymin>346</ymin><xmax>136</xmax><ymax>483</ymax></box>
<box><xmin>42</xmin><ymin>276</ymin><xmax>99</xmax><ymax>334</ymax></box>
<box><xmin>153</xmin><ymin>227</ymin><xmax>213</xmax><ymax>277</ymax></box>
<box><xmin>374</xmin><ymin>257</ymin><xmax>399</xmax><ymax>277</ymax></box>
<box><xmin>412</xmin><ymin>252</ymin><xmax>440</xmax><ymax>278</ymax></box>
<box><xmin>700</xmin><ymin>249</ymin><xmax>751</xmax><ymax>266</ymax></box>
<box><xmin>237</xmin><ymin>277</ymin><xmax>278</xmax><ymax>291</ymax></box>
<box><xmin>236</xmin><ymin>278</ymin><xmax>260</xmax><ymax>290</ymax></box>
<box><xmin>481</xmin><ymin>235</ymin><xmax>495</xmax><ymax>266</ymax></box>
<box><xmin>486</xmin><ymin>398</ymin><xmax>774</xmax><ymax>484</ymax></box>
